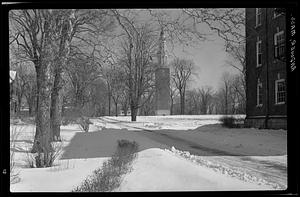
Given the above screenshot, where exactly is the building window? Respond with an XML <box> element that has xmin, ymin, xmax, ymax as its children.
<box><xmin>257</xmin><ymin>79</ymin><xmax>263</xmax><ymax>106</ymax></box>
<box><xmin>274</xmin><ymin>31</ymin><xmax>285</xmax><ymax>59</ymax></box>
<box><xmin>275</xmin><ymin>79</ymin><xmax>286</xmax><ymax>104</ymax></box>
<box><xmin>256</xmin><ymin>38</ymin><xmax>262</xmax><ymax>67</ymax></box>
<box><xmin>256</xmin><ymin>8</ymin><xmax>262</xmax><ymax>27</ymax></box>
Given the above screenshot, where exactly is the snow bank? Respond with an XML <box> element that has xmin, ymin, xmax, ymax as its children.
<box><xmin>10</xmin><ymin>157</ymin><xmax>109</xmax><ymax>192</ymax></box>
<box><xmin>166</xmin><ymin>147</ymin><xmax>286</xmax><ymax>190</ymax></box>
<box><xmin>116</xmin><ymin>148</ymin><xmax>273</xmax><ymax>191</ymax></box>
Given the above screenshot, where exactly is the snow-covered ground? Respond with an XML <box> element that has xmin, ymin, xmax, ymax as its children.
<box><xmin>94</xmin><ymin>115</ymin><xmax>287</xmax><ymax>189</ymax></box>
<box><xmin>10</xmin><ymin>115</ymin><xmax>286</xmax><ymax>192</ymax></box>
<box><xmin>95</xmin><ymin>114</ymin><xmax>239</xmax><ymax>130</ymax></box>
<box><xmin>116</xmin><ymin>148</ymin><xmax>272</xmax><ymax>191</ymax></box>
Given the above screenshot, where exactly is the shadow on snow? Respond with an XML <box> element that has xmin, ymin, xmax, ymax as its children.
<box><xmin>60</xmin><ymin>123</ymin><xmax>287</xmax><ymax>160</ymax></box>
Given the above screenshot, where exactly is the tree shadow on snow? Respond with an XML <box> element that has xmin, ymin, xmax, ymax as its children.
<box><xmin>149</xmin><ymin>124</ymin><xmax>287</xmax><ymax>156</ymax></box>
<box><xmin>60</xmin><ymin>123</ymin><xmax>287</xmax><ymax>160</ymax></box>
<box><xmin>60</xmin><ymin>128</ymin><xmax>169</xmax><ymax>160</ymax></box>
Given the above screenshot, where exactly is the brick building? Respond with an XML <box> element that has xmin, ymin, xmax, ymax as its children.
<box><xmin>244</xmin><ymin>8</ymin><xmax>287</xmax><ymax>129</ymax></box>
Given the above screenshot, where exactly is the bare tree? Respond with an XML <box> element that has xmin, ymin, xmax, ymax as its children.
<box><xmin>215</xmin><ymin>72</ymin><xmax>245</xmax><ymax>115</ymax></box>
<box><xmin>139</xmin><ymin>91</ymin><xmax>155</xmax><ymax>116</ymax></box>
<box><xmin>24</xmin><ymin>74</ymin><xmax>37</xmax><ymax>116</ymax></box>
<box><xmin>220</xmin><ymin>72</ymin><xmax>232</xmax><ymax>115</ymax></box>
<box><xmin>12</xmin><ymin>64</ymin><xmax>28</xmax><ymax>115</ymax></box>
<box><xmin>229</xmin><ymin>73</ymin><xmax>246</xmax><ymax>114</ymax></box>
<box><xmin>185</xmin><ymin>90</ymin><xmax>198</xmax><ymax>115</ymax></box>
<box><xmin>225</xmin><ymin>44</ymin><xmax>246</xmax><ymax>74</ymax></box>
<box><xmin>9</xmin><ymin>9</ymin><xmax>114</xmax><ymax>165</ymax></box>
<box><xmin>101</xmin><ymin>66</ymin><xmax>114</xmax><ymax>116</ymax></box>
<box><xmin>10</xmin><ymin>9</ymin><xmax>59</xmax><ymax>166</ymax></box>
<box><xmin>50</xmin><ymin>9</ymin><xmax>114</xmax><ymax>140</ymax></box>
<box><xmin>65</xmin><ymin>52</ymin><xmax>101</xmax><ymax>112</ymax></box>
<box><xmin>121</xmin><ymin>29</ymin><xmax>156</xmax><ymax>121</ymax></box>
<box><xmin>112</xmin><ymin>10</ymin><xmax>157</xmax><ymax>121</ymax></box>
<box><xmin>15</xmin><ymin>63</ymin><xmax>37</xmax><ymax>116</ymax></box>
<box><xmin>119</xmin><ymin>89</ymin><xmax>130</xmax><ymax>116</ymax></box>
<box><xmin>145</xmin><ymin>9</ymin><xmax>245</xmax><ymax>53</ymax></box>
<box><xmin>103</xmin><ymin>64</ymin><xmax>127</xmax><ymax>116</ymax></box>
<box><xmin>49</xmin><ymin>10</ymin><xmax>76</xmax><ymax>141</ymax></box>
<box><xmin>198</xmin><ymin>86</ymin><xmax>213</xmax><ymax>115</ymax></box>
<box><xmin>184</xmin><ymin>86</ymin><xmax>213</xmax><ymax>115</ymax></box>
<box><xmin>169</xmin><ymin>79</ymin><xmax>178</xmax><ymax>115</ymax></box>
<box><xmin>225</xmin><ymin>44</ymin><xmax>246</xmax><ymax>113</ymax></box>
<box><xmin>170</xmin><ymin>58</ymin><xmax>195</xmax><ymax>115</ymax></box>
<box><xmin>181</xmin><ymin>9</ymin><xmax>245</xmax><ymax>50</ymax></box>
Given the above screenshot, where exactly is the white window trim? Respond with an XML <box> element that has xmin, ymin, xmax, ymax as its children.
<box><xmin>255</xmin><ymin>8</ymin><xmax>262</xmax><ymax>28</ymax></box>
<box><xmin>275</xmin><ymin>79</ymin><xmax>286</xmax><ymax>105</ymax></box>
<box><xmin>274</xmin><ymin>30</ymin><xmax>284</xmax><ymax>58</ymax></box>
<box><xmin>256</xmin><ymin>40</ymin><xmax>262</xmax><ymax>67</ymax></box>
<box><xmin>257</xmin><ymin>80</ymin><xmax>263</xmax><ymax>107</ymax></box>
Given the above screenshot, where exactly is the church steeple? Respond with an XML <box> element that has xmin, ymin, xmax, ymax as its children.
<box><xmin>154</xmin><ymin>26</ymin><xmax>170</xmax><ymax>116</ymax></box>
<box><xmin>157</xmin><ymin>26</ymin><xmax>167</xmax><ymax>67</ymax></box>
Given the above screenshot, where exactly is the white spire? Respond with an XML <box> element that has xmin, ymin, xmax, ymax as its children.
<box><xmin>157</xmin><ymin>26</ymin><xmax>167</xmax><ymax>67</ymax></box>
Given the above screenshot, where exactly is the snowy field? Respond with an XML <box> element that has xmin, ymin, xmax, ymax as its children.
<box><xmin>95</xmin><ymin>114</ymin><xmax>243</xmax><ymax>130</ymax></box>
<box><xmin>10</xmin><ymin>115</ymin><xmax>286</xmax><ymax>192</ymax></box>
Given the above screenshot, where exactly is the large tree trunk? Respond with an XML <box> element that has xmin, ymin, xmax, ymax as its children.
<box><xmin>130</xmin><ymin>98</ymin><xmax>138</xmax><ymax>121</ymax></box>
<box><xmin>50</xmin><ymin>10</ymin><xmax>74</xmax><ymax>141</ymax></box>
<box><xmin>115</xmin><ymin>102</ymin><xmax>118</xmax><ymax>117</ymax></box>
<box><xmin>31</xmin><ymin>16</ymin><xmax>55</xmax><ymax>167</ymax></box>
<box><xmin>180</xmin><ymin>92</ymin><xmax>185</xmax><ymax>115</ymax></box>
<box><xmin>108</xmin><ymin>92</ymin><xmax>111</xmax><ymax>116</ymax></box>
<box><xmin>50</xmin><ymin>87</ymin><xmax>63</xmax><ymax>141</ymax></box>
<box><xmin>131</xmin><ymin>106</ymin><xmax>137</xmax><ymax>121</ymax></box>
<box><xmin>170</xmin><ymin>97</ymin><xmax>174</xmax><ymax>115</ymax></box>
<box><xmin>50</xmin><ymin>60</ymin><xmax>64</xmax><ymax>142</ymax></box>
<box><xmin>31</xmin><ymin>61</ymin><xmax>54</xmax><ymax>168</ymax></box>
<box><xmin>225</xmin><ymin>90</ymin><xmax>228</xmax><ymax>115</ymax></box>
<box><xmin>123</xmin><ymin>107</ymin><xmax>128</xmax><ymax>116</ymax></box>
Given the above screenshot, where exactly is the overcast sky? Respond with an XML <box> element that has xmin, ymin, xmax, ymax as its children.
<box><xmin>169</xmin><ymin>37</ymin><xmax>240</xmax><ymax>91</ymax></box>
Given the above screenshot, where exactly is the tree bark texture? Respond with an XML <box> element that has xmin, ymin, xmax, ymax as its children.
<box><xmin>131</xmin><ymin>106</ymin><xmax>138</xmax><ymax>121</ymax></box>
<box><xmin>49</xmin><ymin>10</ymin><xmax>74</xmax><ymax>142</ymax></box>
<box><xmin>31</xmin><ymin>61</ymin><xmax>54</xmax><ymax>167</ymax></box>
<box><xmin>106</xmin><ymin>82</ymin><xmax>112</xmax><ymax>116</ymax></box>
<box><xmin>170</xmin><ymin>100</ymin><xmax>173</xmax><ymax>115</ymax></box>
<box><xmin>50</xmin><ymin>86</ymin><xmax>63</xmax><ymax>141</ymax></box>
<box><xmin>31</xmin><ymin>15</ymin><xmax>56</xmax><ymax>167</ymax></box>
<box><xmin>115</xmin><ymin>102</ymin><xmax>118</xmax><ymax>117</ymax></box>
<box><xmin>180</xmin><ymin>92</ymin><xmax>185</xmax><ymax>115</ymax></box>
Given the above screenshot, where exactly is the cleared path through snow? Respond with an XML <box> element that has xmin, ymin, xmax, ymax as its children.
<box><xmin>95</xmin><ymin>117</ymin><xmax>287</xmax><ymax>189</ymax></box>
